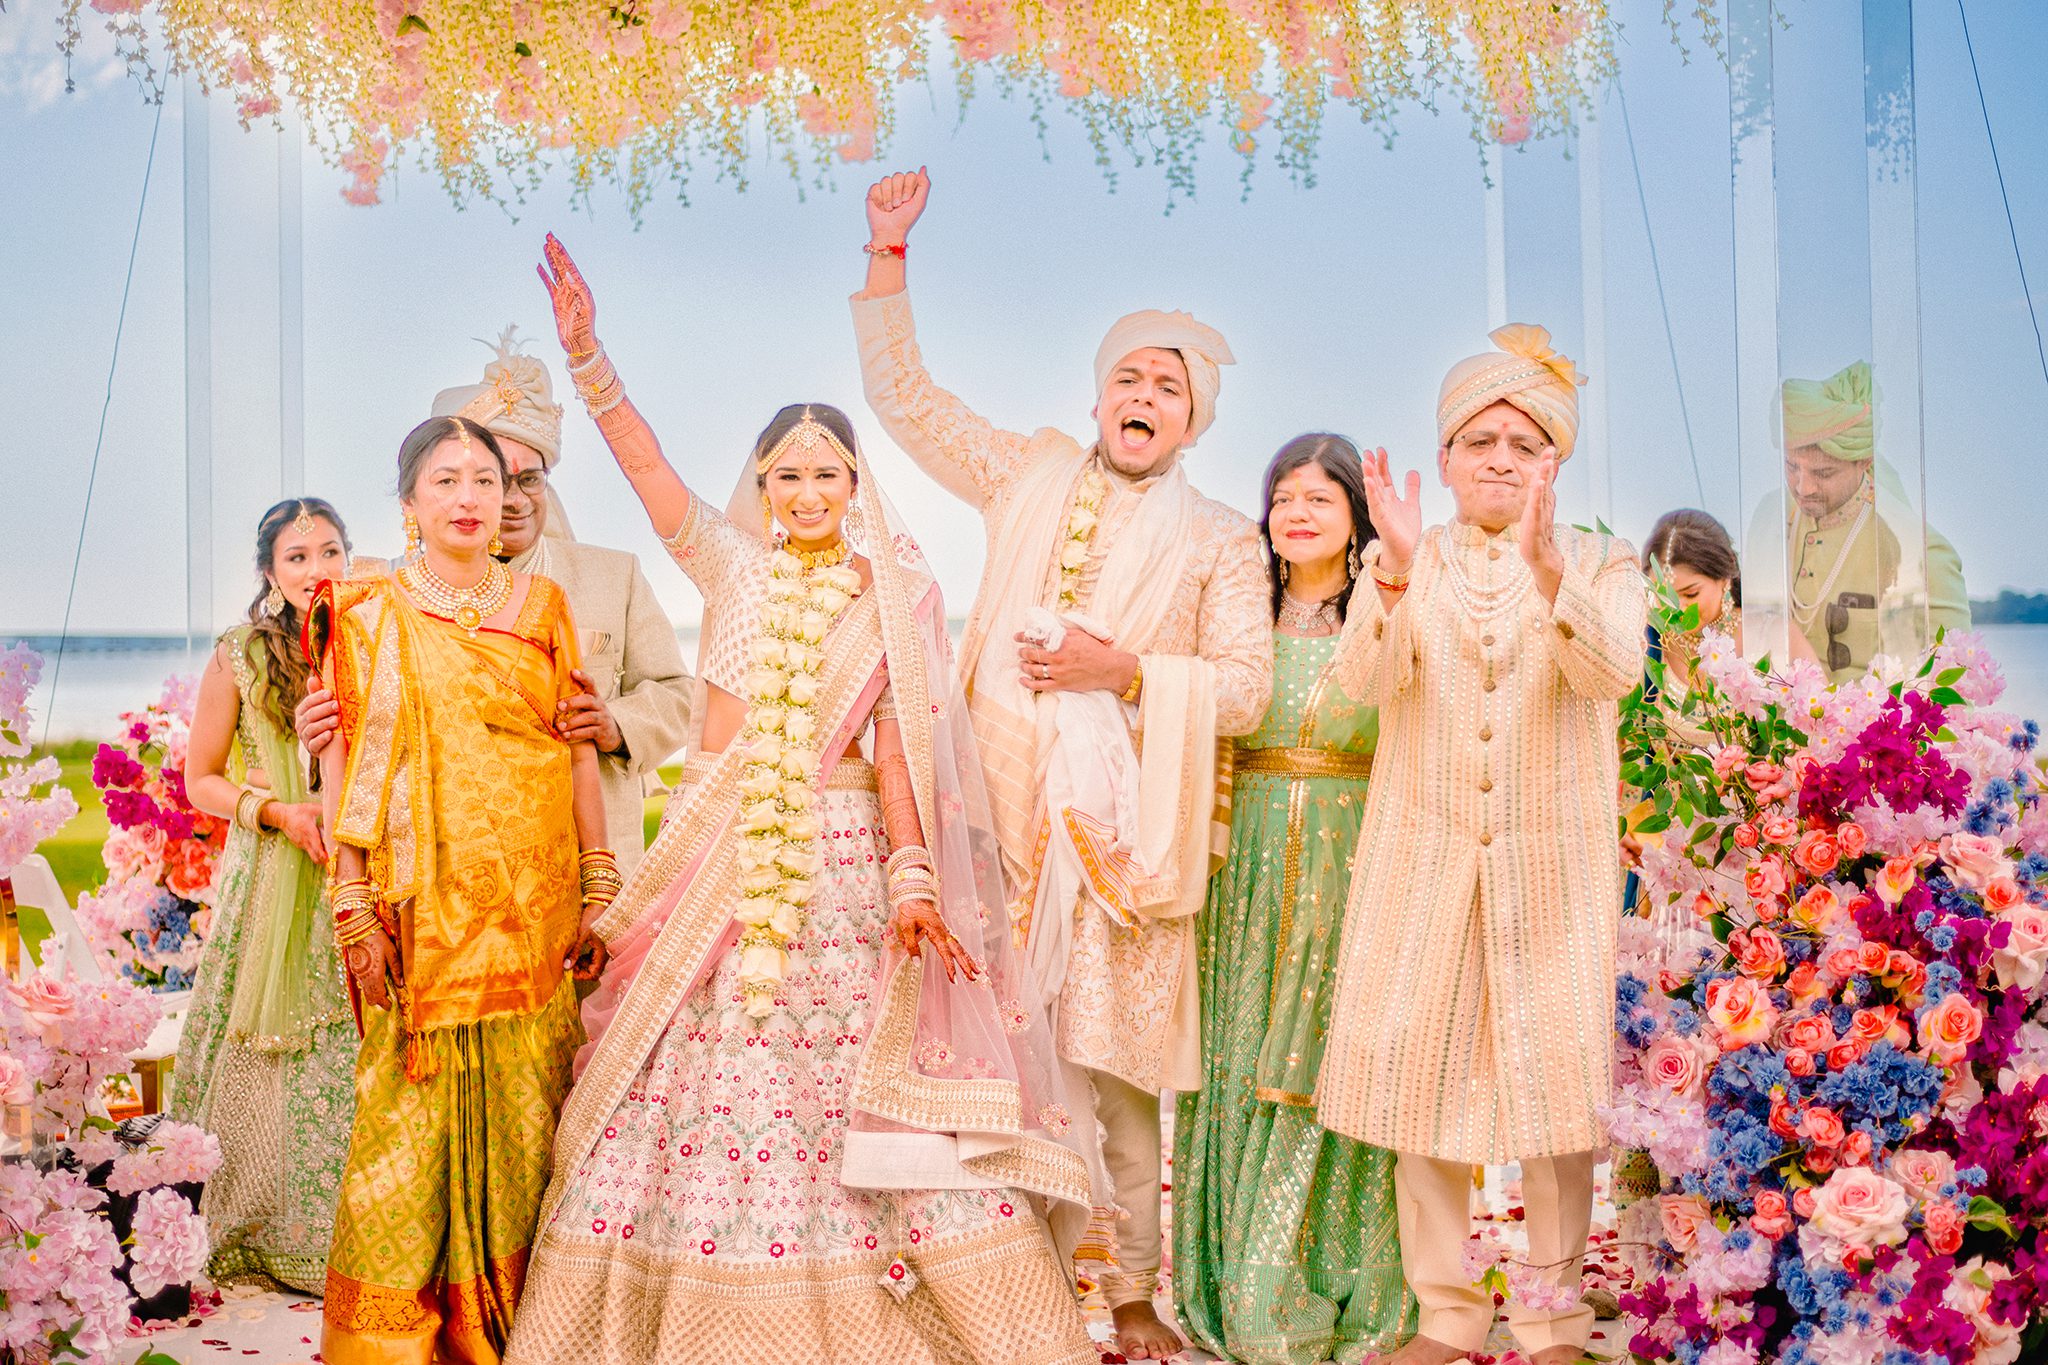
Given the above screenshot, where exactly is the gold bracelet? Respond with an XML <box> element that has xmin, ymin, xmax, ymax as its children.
<box><xmin>1120</xmin><ymin>661</ymin><xmax>1144</xmax><ymax>705</ymax></box>
<box><xmin>333</xmin><ymin>911</ymin><xmax>384</xmax><ymax>947</ymax></box>
<box><xmin>234</xmin><ymin>784</ymin><xmax>275</xmax><ymax>833</ymax></box>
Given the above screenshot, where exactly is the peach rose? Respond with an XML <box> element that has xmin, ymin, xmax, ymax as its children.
<box><xmin>1850</xmin><ymin>1005</ymin><xmax>1903</xmax><ymax>1046</ymax></box>
<box><xmin>1793</xmin><ymin>1188</ymin><xmax>1818</xmax><ymax>1219</ymax></box>
<box><xmin>1786</xmin><ymin>1048</ymin><xmax>1816</xmax><ymax>1078</ymax></box>
<box><xmin>1826</xmin><ymin>947</ymin><xmax>1863</xmax><ymax>980</ymax></box>
<box><xmin>1732</xmin><ymin>822</ymin><xmax>1761</xmax><ymax>851</ymax></box>
<box><xmin>1923</xmin><ymin>1199</ymin><xmax>1966</xmax><ymax>1256</ymax></box>
<box><xmin>1941</xmin><ymin>832</ymin><xmax>2013</xmax><ymax>891</ymax></box>
<box><xmin>1692</xmin><ymin>890</ymin><xmax>1722</xmax><ymax>922</ymax></box>
<box><xmin>1750</xmin><ymin>1188</ymin><xmax>1793</xmax><ymax>1239</ymax></box>
<box><xmin>1791</xmin><ymin>885</ymin><xmax>1844</xmax><ymax>933</ymax></box>
<box><xmin>1761</xmin><ymin>816</ymin><xmax>1799</xmax><ymax>846</ymax></box>
<box><xmin>1713</xmin><ymin>745</ymin><xmax>1749</xmax><ymax>780</ymax></box>
<box><xmin>1706</xmin><ymin>975</ymin><xmax>1779</xmax><ymax>1050</ymax></box>
<box><xmin>1783</xmin><ymin>1015</ymin><xmax>1837</xmax><ymax>1054</ymax></box>
<box><xmin>1884</xmin><ymin>949</ymin><xmax>1929</xmax><ymax>1004</ymax></box>
<box><xmin>1745</xmin><ymin>856</ymin><xmax>1788</xmax><ymax>904</ymax></box>
<box><xmin>1798</xmin><ymin>1105</ymin><xmax>1846</xmax><ymax>1151</ymax></box>
<box><xmin>1793</xmin><ymin>830</ymin><xmax>1841</xmax><ymax>878</ymax></box>
<box><xmin>1992</xmin><ymin>904</ymin><xmax>2048</xmax><ymax>992</ymax></box>
<box><xmin>1982</xmin><ymin>875</ymin><xmax>2025</xmax><ymax>915</ymax></box>
<box><xmin>1836</xmin><ymin>822</ymin><xmax>1869</xmax><ymax>860</ymax></box>
<box><xmin>6</xmin><ymin>972</ymin><xmax>76</xmax><ymax>1028</ymax></box>
<box><xmin>1643</xmin><ymin>1034</ymin><xmax>1716</xmax><ymax>1099</ymax></box>
<box><xmin>1842</xmin><ymin>1130</ymin><xmax>1873</xmax><ymax>1167</ymax></box>
<box><xmin>1889</xmin><ymin>1148</ymin><xmax>1957</xmax><ymax>1203</ymax></box>
<box><xmin>1806</xmin><ymin>1167</ymin><xmax>1910</xmax><ymax>1253</ymax></box>
<box><xmin>164</xmin><ymin>837</ymin><xmax>215</xmax><ymax>902</ymax></box>
<box><xmin>1770</xmin><ymin>1095</ymin><xmax>1801</xmax><ymax>1139</ymax></box>
<box><xmin>1827</xmin><ymin>1039</ymin><xmax>1869</xmax><ymax>1071</ymax></box>
<box><xmin>1856</xmin><ymin>941</ymin><xmax>1893</xmax><ymax>977</ymax></box>
<box><xmin>1659</xmin><ymin>1194</ymin><xmax>1711</xmax><ymax>1254</ymax></box>
<box><xmin>1917</xmin><ymin>992</ymin><xmax>1984</xmax><ymax>1065</ymax></box>
<box><xmin>1746</xmin><ymin>761</ymin><xmax>1788</xmax><ymax>793</ymax></box>
<box><xmin>1731</xmin><ymin>927</ymin><xmax>1788</xmax><ymax>981</ymax></box>
<box><xmin>1785</xmin><ymin>961</ymin><xmax>1827</xmax><ymax>1008</ymax></box>
<box><xmin>1874</xmin><ymin>856</ymin><xmax>1918</xmax><ymax>906</ymax></box>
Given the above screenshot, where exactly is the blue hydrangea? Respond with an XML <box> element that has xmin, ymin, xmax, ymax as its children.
<box><xmin>1926</xmin><ymin>961</ymin><xmax>1963</xmax><ymax>999</ymax></box>
<box><xmin>1668</xmin><ymin>1000</ymin><xmax>1704</xmax><ymax>1036</ymax></box>
<box><xmin>1986</xmin><ymin>777</ymin><xmax>2016</xmax><ymax>806</ymax></box>
<box><xmin>1959</xmin><ymin>1164</ymin><xmax>1987</xmax><ymax>1190</ymax></box>
<box><xmin>1926</xmin><ymin>923</ymin><xmax>1957</xmax><ymax>952</ymax></box>
<box><xmin>2011</xmin><ymin>719</ymin><xmax>2039</xmax><ymax>752</ymax></box>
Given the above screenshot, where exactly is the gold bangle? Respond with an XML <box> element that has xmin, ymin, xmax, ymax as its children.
<box><xmin>234</xmin><ymin>785</ymin><xmax>274</xmax><ymax>833</ymax></box>
<box><xmin>1119</xmin><ymin>662</ymin><xmax>1144</xmax><ymax>705</ymax></box>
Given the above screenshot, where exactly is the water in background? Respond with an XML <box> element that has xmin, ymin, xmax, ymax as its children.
<box><xmin>16</xmin><ymin>624</ymin><xmax>2048</xmax><ymax>745</ymax></box>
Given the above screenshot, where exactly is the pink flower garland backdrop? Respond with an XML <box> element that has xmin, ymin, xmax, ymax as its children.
<box><xmin>1608</xmin><ymin>613</ymin><xmax>2048</xmax><ymax>1365</ymax></box>
<box><xmin>53</xmin><ymin>0</ymin><xmax>1720</xmax><ymax>214</ymax></box>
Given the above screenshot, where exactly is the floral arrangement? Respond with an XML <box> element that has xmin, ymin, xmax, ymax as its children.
<box><xmin>734</xmin><ymin>547</ymin><xmax>862</xmax><ymax>1020</ymax></box>
<box><xmin>1605</xmin><ymin>623</ymin><xmax>2048</xmax><ymax>1365</ymax></box>
<box><xmin>72</xmin><ymin>677</ymin><xmax>223</xmax><ymax>993</ymax></box>
<box><xmin>1</xmin><ymin>968</ymin><xmax>221</xmax><ymax>1364</ymax></box>
<box><xmin>1055</xmin><ymin>462</ymin><xmax>1109</xmax><ymax>611</ymax></box>
<box><xmin>53</xmin><ymin>1</ymin><xmax>1719</xmax><ymax>216</ymax></box>
<box><xmin>0</xmin><ymin>644</ymin><xmax>80</xmax><ymax>883</ymax></box>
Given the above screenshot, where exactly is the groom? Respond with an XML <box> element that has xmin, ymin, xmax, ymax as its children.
<box><xmin>851</xmin><ymin>168</ymin><xmax>1272</xmax><ymax>1359</ymax></box>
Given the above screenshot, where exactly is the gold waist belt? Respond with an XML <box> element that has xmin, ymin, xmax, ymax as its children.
<box><xmin>681</xmin><ymin>751</ymin><xmax>879</xmax><ymax>793</ymax></box>
<box><xmin>1233</xmin><ymin>747</ymin><xmax>1374</xmax><ymax>779</ymax></box>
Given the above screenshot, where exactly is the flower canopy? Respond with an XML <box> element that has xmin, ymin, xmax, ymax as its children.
<box><xmin>64</xmin><ymin>0</ymin><xmax>1718</xmax><ymax>215</ymax></box>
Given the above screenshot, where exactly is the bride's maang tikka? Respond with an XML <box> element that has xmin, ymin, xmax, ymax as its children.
<box><xmin>757</xmin><ymin>414</ymin><xmax>857</xmax><ymax>475</ymax></box>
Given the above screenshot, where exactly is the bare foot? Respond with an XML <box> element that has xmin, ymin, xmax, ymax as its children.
<box><xmin>1110</xmin><ymin>1301</ymin><xmax>1184</xmax><ymax>1360</ymax></box>
<box><xmin>1367</xmin><ymin>1335</ymin><xmax>1473</xmax><ymax>1365</ymax></box>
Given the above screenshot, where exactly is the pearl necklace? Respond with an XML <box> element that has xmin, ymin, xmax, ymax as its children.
<box><xmin>783</xmin><ymin>538</ymin><xmax>852</xmax><ymax>571</ymax></box>
<box><xmin>400</xmin><ymin>557</ymin><xmax>513</xmax><ymax>636</ymax></box>
<box><xmin>1277</xmin><ymin>591</ymin><xmax>1341</xmax><ymax>636</ymax></box>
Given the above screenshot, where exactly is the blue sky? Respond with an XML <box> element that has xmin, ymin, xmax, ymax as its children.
<box><xmin>5</xmin><ymin>0</ymin><xmax>2046</xmax><ymax>640</ymax></box>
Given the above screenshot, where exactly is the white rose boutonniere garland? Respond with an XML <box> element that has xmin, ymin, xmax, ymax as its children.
<box><xmin>1055</xmin><ymin>461</ymin><xmax>1110</xmax><ymax>610</ymax></box>
<box><xmin>734</xmin><ymin>545</ymin><xmax>863</xmax><ymax>1020</ymax></box>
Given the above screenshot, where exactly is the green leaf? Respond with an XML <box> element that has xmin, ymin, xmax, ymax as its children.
<box><xmin>1935</xmin><ymin>726</ymin><xmax>1959</xmax><ymax>743</ymax></box>
<box><xmin>135</xmin><ymin>1351</ymin><xmax>184</xmax><ymax>1365</ymax></box>
<box><xmin>397</xmin><ymin>13</ymin><xmax>430</xmax><ymax>35</ymax></box>
<box><xmin>1930</xmin><ymin>687</ymin><xmax>1964</xmax><ymax>707</ymax></box>
<box><xmin>1967</xmin><ymin>1194</ymin><xmax>2017</xmax><ymax>1239</ymax></box>
<box><xmin>1635</xmin><ymin>810</ymin><xmax>1673</xmax><ymax>835</ymax></box>
<box><xmin>21</xmin><ymin>1230</ymin><xmax>43</xmax><ymax>1250</ymax></box>
<box><xmin>514</xmin><ymin>40</ymin><xmax>533</xmax><ymax>56</ymax></box>
<box><xmin>1935</xmin><ymin>666</ymin><xmax>1967</xmax><ymax>686</ymax></box>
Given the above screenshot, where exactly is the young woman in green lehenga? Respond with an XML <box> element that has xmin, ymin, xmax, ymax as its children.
<box><xmin>1172</xmin><ymin>436</ymin><xmax>1416</xmax><ymax>1364</ymax></box>
<box><xmin>175</xmin><ymin>498</ymin><xmax>361</xmax><ymax>1292</ymax></box>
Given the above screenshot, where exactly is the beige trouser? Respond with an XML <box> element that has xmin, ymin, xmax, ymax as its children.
<box><xmin>1394</xmin><ymin>1149</ymin><xmax>1597</xmax><ymax>1354</ymax></box>
<box><xmin>1091</xmin><ymin>1069</ymin><xmax>1164</xmax><ymax>1310</ymax></box>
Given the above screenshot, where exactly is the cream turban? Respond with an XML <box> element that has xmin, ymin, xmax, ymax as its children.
<box><xmin>1782</xmin><ymin>360</ymin><xmax>1874</xmax><ymax>462</ymax></box>
<box><xmin>1093</xmin><ymin>309</ymin><xmax>1236</xmax><ymax>447</ymax></box>
<box><xmin>1436</xmin><ymin>323</ymin><xmax>1586</xmax><ymax>461</ymax></box>
<box><xmin>431</xmin><ymin>325</ymin><xmax>565</xmax><ymax>467</ymax></box>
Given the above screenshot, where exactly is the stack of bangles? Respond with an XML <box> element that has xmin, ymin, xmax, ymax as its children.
<box><xmin>566</xmin><ymin>345</ymin><xmax>625</xmax><ymax>418</ymax></box>
<box><xmin>580</xmin><ymin>848</ymin><xmax>623</xmax><ymax>915</ymax></box>
<box><xmin>233</xmin><ymin>783</ymin><xmax>274</xmax><ymax>833</ymax></box>
<box><xmin>1372</xmin><ymin>560</ymin><xmax>1412</xmax><ymax>593</ymax></box>
<box><xmin>331</xmin><ymin>878</ymin><xmax>385</xmax><ymax>953</ymax></box>
<box><xmin>885</xmin><ymin>846</ymin><xmax>939</xmax><ymax>914</ymax></box>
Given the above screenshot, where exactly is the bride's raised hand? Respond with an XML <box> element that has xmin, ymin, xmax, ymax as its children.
<box><xmin>865</xmin><ymin>167</ymin><xmax>929</xmax><ymax>246</ymax></box>
<box><xmin>536</xmin><ymin>233</ymin><xmax>599</xmax><ymax>358</ymax></box>
<box><xmin>1360</xmin><ymin>446</ymin><xmax>1423</xmax><ymax>572</ymax></box>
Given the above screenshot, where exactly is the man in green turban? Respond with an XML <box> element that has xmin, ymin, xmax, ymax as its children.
<box><xmin>1760</xmin><ymin>360</ymin><xmax>1968</xmax><ymax>680</ymax></box>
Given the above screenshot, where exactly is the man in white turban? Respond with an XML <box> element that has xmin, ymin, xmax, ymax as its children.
<box><xmin>1316</xmin><ymin>325</ymin><xmax>1646</xmax><ymax>1365</ymax></box>
<box><xmin>851</xmin><ymin>168</ymin><xmax>1272</xmax><ymax>1360</ymax></box>
<box><xmin>1746</xmin><ymin>360</ymin><xmax>1968</xmax><ymax>680</ymax></box>
<box><xmin>300</xmin><ymin>327</ymin><xmax>694</xmax><ymax>875</ymax></box>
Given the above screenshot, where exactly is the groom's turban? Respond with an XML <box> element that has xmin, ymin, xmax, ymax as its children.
<box><xmin>1781</xmin><ymin>360</ymin><xmax>1875</xmax><ymax>463</ymax></box>
<box><xmin>431</xmin><ymin>325</ymin><xmax>565</xmax><ymax>466</ymax></box>
<box><xmin>1094</xmin><ymin>309</ymin><xmax>1236</xmax><ymax>447</ymax></box>
<box><xmin>1436</xmin><ymin>323</ymin><xmax>1587</xmax><ymax>461</ymax></box>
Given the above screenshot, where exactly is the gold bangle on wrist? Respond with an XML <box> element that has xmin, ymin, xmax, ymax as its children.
<box><xmin>1119</xmin><ymin>662</ymin><xmax>1144</xmax><ymax>705</ymax></box>
<box><xmin>235</xmin><ymin>784</ymin><xmax>275</xmax><ymax>833</ymax></box>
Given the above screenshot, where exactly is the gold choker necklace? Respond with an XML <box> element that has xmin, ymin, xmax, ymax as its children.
<box><xmin>400</xmin><ymin>557</ymin><xmax>513</xmax><ymax>636</ymax></box>
<box><xmin>784</xmin><ymin>538</ymin><xmax>852</xmax><ymax>571</ymax></box>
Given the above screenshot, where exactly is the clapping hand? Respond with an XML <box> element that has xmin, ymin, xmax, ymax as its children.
<box><xmin>1359</xmin><ymin>446</ymin><xmax>1423</xmax><ymax>573</ymax></box>
<box><xmin>1518</xmin><ymin>452</ymin><xmax>1565</xmax><ymax>600</ymax></box>
<box><xmin>865</xmin><ymin>167</ymin><xmax>930</xmax><ymax>247</ymax></box>
<box><xmin>537</xmin><ymin>233</ymin><xmax>598</xmax><ymax>358</ymax></box>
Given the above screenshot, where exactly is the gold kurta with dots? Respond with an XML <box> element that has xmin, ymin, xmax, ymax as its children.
<box><xmin>1314</xmin><ymin>522</ymin><xmax>1646</xmax><ymax>1164</ymax></box>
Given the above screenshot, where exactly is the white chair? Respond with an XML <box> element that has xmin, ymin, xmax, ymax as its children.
<box><xmin>6</xmin><ymin>853</ymin><xmax>105</xmax><ymax>983</ymax></box>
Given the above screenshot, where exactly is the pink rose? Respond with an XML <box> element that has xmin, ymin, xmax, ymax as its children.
<box><xmin>1874</xmin><ymin>856</ymin><xmax>1917</xmax><ymax>906</ymax></box>
<box><xmin>1793</xmin><ymin>830</ymin><xmax>1841</xmax><ymax>878</ymax></box>
<box><xmin>1732</xmin><ymin>822</ymin><xmax>1761</xmax><ymax>851</ymax></box>
<box><xmin>1790</xmin><ymin>885</ymin><xmax>1843</xmax><ymax>932</ymax></box>
<box><xmin>1782</xmin><ymin>1015</ymin><xmax>1837</xmax><ymax>1054</ymax></box>
<box><xmin>1793</xmin><ymin>1188</ymin><xmax>1817</xmax><ymax>1219</ymax></box>
<box><xmin>0</xmin><ymin>1053</ymin><xmax>31</xmax><ymax>1105</ymax></box>
<box><xmin>1731</xmin><ymin>928</ymin><xmax>1788</xmax><ymax>981</ymax></box>
<box><xmin>1660</xmin><ymin>1193</ymin><xmax>1711</xmax><ymax>1254</ymax></box>
<box><xmin>1827</xmin><ymin>1039</ymin><xmax>1869</xmax><ymax>1072</ymax></box>
<box><xmin>1806</xmin><ymin>1167</ymin><xmax>1910</xmax><ymax>1254</ymax></box>
<box><xmin>1850</xmin><ymin>1004</ymin><xmax>1903</xmax><ymax>1046</ymax></box>
<box><xmin>1713</xmin><ymin>745</ymin><xmax>1749</xmax><ymax>781</ymax></box>
<box><xmin>1855</xmin><ymin>942</ymin><xmax>1894</xmax><ymax>977</ymax></box>
<box><xmin>1746</xmin><ymin>761</ymin><xmax>1787</xmax><ymax>794</ymax></box>
<box><xmin>1797</xmin><ymin>1105</ymin><xmax>1846</xmax><ymax>1151</ymax></box>
<box><xmin>1705</xmin><ymin>976</ymin><xmax>1778</xmax><ymax>1050</ymax></box>
<box><xmin>1761</xmin><ymin>816</ymin><xmax>1799</xmax><ymax>846</ymax></box>
<box><xmin>1889</xmin><ymin>1148</ymin><xmax>1957</xmax><ymax>1202</ymax></box>
<box><xmin>102</xmin><ymin>823</ymin><xmax>167</xmax><ymax>885</ymax></box>
<box><xmin>1992</xmin><ymin>904</ymin><xmax>2048</xmax><ymax>992</ymax></box>
<box><xmin>1785</xmin><ymin>961</ymin><xmax>1827</xmax><ymax>1007</ymax></box>
<box><xmin>1917</xmin><ymin>993</ymin><xmax>1984</xmax><ymax>1065</ymax></box>
<box><xmin>1942</xmin><ymin>1258</ymin><xmax>2022</xmax><ymax>1365</ymax></box>
<box><xmin>1643</xmin><ymin>1034</ymin><xmax>1716</xmax><ymax>1099</ymax></box>
<box><xmin>1836</xmin><ymin>822</ymin><xmax>1868</xmax><ymax>860</ymax></box>
<box><xmin>1982</xmin><ymin>875</ymin><xmax>2025</xmax><ymax>914</ymax></box>
<box><xmin>6</xmin><ymin>972</ymin><xmax>76</xmax><ymax>1028</ymax></box>
<box><xmin>1744</xmin><ymin>856</ymin><xmax>1788</xmax><ymax>905</ymax></box>
<box><xmin>163</xmin><ymin>837</ymin><xmax>216</xmax><ymax>902</ymax></box>
<box><xmin>1750</xmin><ymin>1189</ymin><xmax>1793</xmax><ymax>1239</ymax></box>
<box><xmin>1923</xmin><ymin>1199</ymin><xmax>1966</xmax><ymax>1255</ymax></box>
<box><xmin>1841</xmin><ymin>1130</ymin><xmax>1873</xmax><ymax>1167</ymax></box>
<box><xmin>1785</xmin><ymin>1048</ymin><xmax>1816</xmax><ymax>1077</ymax></box>
<box><xmin>1941</xmin><ymin>832</ymin><xmax>2013</xmax><ymax>891</ymax></box>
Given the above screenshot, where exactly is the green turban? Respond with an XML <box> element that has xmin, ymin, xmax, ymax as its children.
<box><xmin>1781</xmin><ymin>360</ymin><xmax>1874</xmax><ymax>462</ymax></box>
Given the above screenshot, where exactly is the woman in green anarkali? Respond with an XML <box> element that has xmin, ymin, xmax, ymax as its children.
<box><xmin>1172</xmin><ymin>436</ymin><xmax>1415</xmax><ymax>1364</ymax></box>
<box><xmin>175</xmin><ymin>498</ymin><xmax>361</xmax><ymax>1292</ymax></box>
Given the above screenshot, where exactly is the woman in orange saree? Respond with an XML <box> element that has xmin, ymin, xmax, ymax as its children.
<box><xmin>502</xmin><ymin>238</ymin><xmax>1099</xmax><ymax>1365</ymax></box>
<box><xmin>306</xmin><ymin>415</ymin><xmax>613</xmax><ymax>1365</ymax></box>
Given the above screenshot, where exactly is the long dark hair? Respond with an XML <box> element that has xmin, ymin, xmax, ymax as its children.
<box><xmin>750</xmin><ymin>402</ymin><xmax>860</xmax><ymax>485</ymax></box>
<box><xmin>1259</xmin><ymin>433</ymin><xmax>1376</xmax><ymax>624</ymax></box>
<box><xmin>395</xmin><ymin>415</ymin><xmax>507</xmax><ymax>499</ymax></box>
<box><xmin>1643</xmin><ymin>508</ymin><xmax>1742</xmax><ymax>608</ymax></box>
<box><xmin>244</xmin><ymin>497</ymin><xmax>350</xmax><ymax>740</ymax></box>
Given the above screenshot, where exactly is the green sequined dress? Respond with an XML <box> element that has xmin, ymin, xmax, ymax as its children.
<box><xmin>168</xmin><ymin>626</ymin><xmax>359</xmax><ymax>1293</ymax></box>
<box><xmin>1172</xmin><ymin>631</ymin><xmax>1415</xmax><ymax>1364</ymax></box>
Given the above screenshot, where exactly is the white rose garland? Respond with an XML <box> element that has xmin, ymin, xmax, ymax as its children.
<box><xmin>734</xmin><ymin>548</ymin><xmax>864</xmax><ymax>1020</ymax></box>
<box><xmin>1055</xmin><ymin>463</ymin><xmax>1110</xmax><ymax>610</ymax></box>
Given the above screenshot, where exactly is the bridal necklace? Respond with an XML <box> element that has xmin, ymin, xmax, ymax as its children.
<box><xmin>1439</xmin><ymin>532</ymin><xmax>1533</xmax><ymax>623</ymax></box>
<box><xmin>1278</xmin><ymin>591</ymin><xmax>1341</xmax><ymax>636</ymax></box>
<box><xmin>401</xmin><ymin>556</ymin><xmax>513</xmax><ymax>636</ymax></box>
<box><xmin>783</xmin><ymin>538</ymin><xmax>852</xmax><ymax>571</ymax></box>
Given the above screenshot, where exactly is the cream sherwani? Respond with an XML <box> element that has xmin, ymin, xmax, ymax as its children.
<box><xmin>854</xmin><ymin>290</ymin><xmax>1271</xmax><ymax>1305</ymax></box>
<box><xmin>1316</xmin><ymin>522</ymin><xmax>1646</xmax><ymax>1165</ymax></box>
<box><xmin>510</xmin><ymin>538</ymin><xmax>694</xmax><ymax>876</ymax></box>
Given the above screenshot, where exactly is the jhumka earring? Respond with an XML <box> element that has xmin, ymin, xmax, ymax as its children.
<box><xmin>404</xmin><ymin>509</ymin><xmax>422</xmax><ymax>556</ymax></box>
<box><xmin>760</xmin><ymin>491</ymin><xmax>774</xmax><ymax>537</ymax></box>
<box><xmin>488</xmin><ymin>531</ymin><xmax>504</xmax><ymax>557</ymax></box>
<box><xmin>1277</xmin><ymin>557</ymin><xmax>1291</xmax><ymax>586</ymax></box>
<box><xmin>843</xmin><ymin>504</ymin><xmax>865</xmax><ymax>545</ymax></box>
<box><xmin>263</xmin><ymin>584</ymin><xmax>284</xmax><ymax>617</ymax></box>
<box><xmin>1346</xmin><ymin>538</ymin><xmax>1361</xmax><ymax>579</ymax></box>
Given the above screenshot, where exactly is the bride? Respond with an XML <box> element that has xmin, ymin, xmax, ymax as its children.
<box><xmin>504</xmin><ymin>236</ymin><xmax>1100</xmax><ymax>1365</ymax></box>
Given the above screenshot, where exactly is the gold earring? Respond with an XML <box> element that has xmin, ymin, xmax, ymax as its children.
<box><xmin>263</xmin><ymin>584</ymin><xmax>284</xmax><ymax>617</ymax></box>
<box><xmin>760</xmin><ymin>490</ymin><xmax>774</xmax><ymax>537</ymax></box>
<box><xmin>1277</xmin><ymin>557</ymin><xmax>1290</xmax><ymax>586</ymax></box>
<box><xmin>404</xmin><ymin>509</ymin><xmax>421</xmax><ymax>556</ymax></box>
<box><xmin>488</xmin><ymin>531</ymin><xmax>505</xmax><ymax>556</ymax></box>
